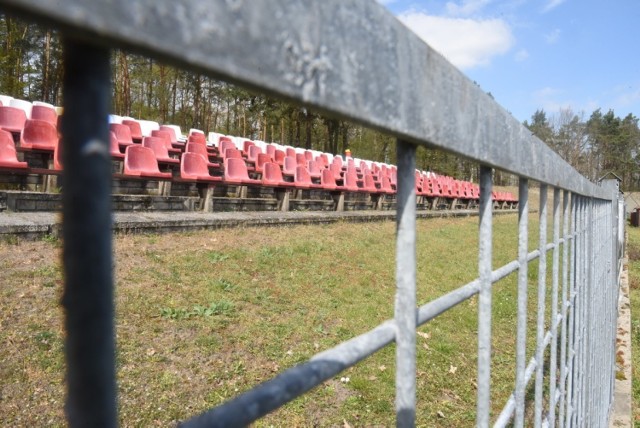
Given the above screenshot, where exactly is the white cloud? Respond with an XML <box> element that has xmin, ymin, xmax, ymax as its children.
<box><xmin>376</xmin><ymin>0</ymin><xmax>397</xmax><ymax>5</ymax></box>
<box><xmin>545</xmin><ymin>29</ymin><xmax>561</xmax><ymax>44</ymax></box>
<box><xmin>445</xmin><ymin>0</ymin><xmax>493</xmax><ymax>17</ymax></box>
<box><xmin>515</xmin><ymin>49</ymin><xmax>529</xmax><ymax>62</ymax></box>
<box><xmin>542</xmin><ymin>0</ymin><xmax>567</xmax><ymax>13</ymax></box>
<box><xmin>398</xmin><ymin>11</ymin><xmax>515</xmax><ymax>70</ymax></box>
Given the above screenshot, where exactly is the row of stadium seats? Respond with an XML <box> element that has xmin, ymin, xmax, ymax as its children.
<box><xmin>0</xmin><ymin>95</ymin><xmax>518</xmax><ymax>209</ymax></box>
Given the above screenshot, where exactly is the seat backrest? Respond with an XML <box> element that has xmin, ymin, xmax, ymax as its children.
<box><xmin>122</xmin><ymin>119</ymin><xmax>143</xmax><ymax>141</ymax></box>
<box><xmin>225</xmin><ymin>157</ymin><xmax>250</xmax><ymax>181</ymax></box>
<box><xmin>320</xmin><ymin>168</ymin><xmax>337</xmax><ymax>189</ymax></box>
<box><xmin>22</xmin><ymin>119</ymin><xmax>58</xmax><ymax>149</ymax></box>
<box><xmin>262</xmin><ymin>162</ymin><xmax>285</xmax><ymax>184</ymax></box>
<box><xmin>274</xmin><ymin>149</ymin><xmax>286</xmax><ymax>165</ymax></box>
<box><xmin>151</xmin><ymin>130</ymin><xmax>173</xmax><ymax>148</ymax></box>
<box><xmin>285</xmin><ymin>147</ymin><xmax>296</xmax><ymax>158</ymax></box>
<box><xmin>138</xmin><ymin>120</ymin><xmax>160</xmax><ymax>137</ymax></box>
<box><xmin>109</xmin><ymin>123</ymin><xmax>134</xmax><ymax>145</ymax></box>
<box><xmin>181</xmin><ymin>152</ymin><xmax>209</xmax><ymax>180</ymax></box>
<box><xmin>109</xmin><ymin>131</ymin><xmax>121</xmax><ymax>156</ymax></box>
<box><xmin>0</xmin><ymin>95</ymin><xmax>14</xmax><ymax>106</ymax></box>
<box><xmin>265</xmin><ymin>144</ymin><xmax>276</xmax><ymax>158</ymax></box>
<box><xmin>224</xmin><ymin>148</ymin><xmax>242</xmax><ymax>160</ymax></box>
<box><xmin>142</xmin><ymin>136</ymin><xmax>171</xmax><ymax>159</ymax></box>
<box><xmin>295</xmin><ymin>153</ymin><xmax>306</xmax><ymax>166</ymax></box>
<box><xmin>255</xmin><ymin>152</ymin><xmax>271</xmax><ymax>172</ymax></box>
<box><xmin>186</xmin><ymin>142</ymin><xmax>209</xmax><ymax>159</ymax></box>
<box><xmin>159</xmin><ymin>125</ymin><xmax>179</xmax><ymax>143</ymax></box>
<box><xmin>283</xmin><ymin>156</ymin><xmax>297</xmax><ymax>175</ymax></box>
<box><xmin>162</xmin><ymin>124</ymin><xmax>183</xmax><ymax>142</ymax></box>
<box><xmin>0</xmin><ymin>106</ymin><xmax>27</xmax><ymax>133</ymax></box>
<box><xmin>247</xmin><ymin>144</ymin><xmax>263</xmax><ymax>162</ymax></box>
<box><xmin>243</xmin><ymin>140</ymin><xmax>255</xmax><ymax>154</ymax></box>
<box><xmin>295</xmin><ymin>165</ymin><xmax>313</xmax><ymax>186</ymax></box>
<box><xmin>218</xmin><ymin>139</ymin><xmax>235</xmax><ymax>157</ymax></box>
<box><xmin>10</xmin><ymin>98</ymin><xmax>32</xmax><ymax>118</ymax></box>
<box><xmin>124</xmin><ymin>145</ymin><xmax>161</xmax><ymax>174</ymax></box>
<box><xmin>31</xmin><ymin>105</ymin><xmax>58</xmax><ymax>126</ymax></box>
<box><xmin>0</xmin><ymin>129</ymin><xmax>21</xmax><ymax>163</ymax></box>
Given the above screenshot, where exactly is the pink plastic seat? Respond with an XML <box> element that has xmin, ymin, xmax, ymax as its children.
<box><xmin>224</xmin><ymin>157</ymin><xmax>260</xmax><ymax>185</ymax></box>
<box><xmin>265</xmin><ymin>144</ymin><xmax>276</xmax><ymax>159</ymax></box>
<box><xmin>307</xmin><ymin>160</ymin><xmax>322</xmax><ymax>180</ymax></box>
<box><xmin>159</xmin><ymin>125</ymin><xmax>183</xmax><ymax>148</ymax></box>
<box><xmin>242</xmin><ymin>140</ymin><xmax>255</xmax><ymax>155</ymax></box>
<box><xmin>294</xmin><ymin>165</ymin><xmax>320</xmax><ymax>189</ymax></box>
<box><xmin>282</xmin><ymin>156</ymin><xmax>297</xmax><ymax>179</ymax></box>
<box><xmin>180</xmin><ymin>152</ymin><xmax>221</xmax><ymax>183</ymax></box>
<box><xmin>110</xmin><ymin>123</ymin><xmax>135</xmax><ymax>148</ymax></box>
<box><xmin>0</xmin><ymin>106</ymin><xmax>27</xmax><ymax>135</ymax></box>
<box><xmin>20</xmin><ymin>119</ymin><xmax>58</xmax><ymax>151</ymax></box>
<box><xmin>247</xmin><ymin>144</ymin><xmax>263</xmax><ymax>163</ymax></box>
<box><xmin>254</xmin><ymin>153</ymin><xmax>272</xmax><ymax>175</ymax></box>
<box><xmin>0</xmin><ymin>129</ymin><xmax>28</xmax><ymax>169</ymax></box>
<box><xmin>188</xmin><ymin>133</ymin><xmax>207</xmax><ymax>145</ymax></box>
<box><xmin>123</xmin><ymin>145</ymin><xmax>172</xmax><ymax>178</ymax></box>
<box><xmin>320</xmin><ymin>168</ymin><xmax>337</xmax><ymax>190</ymax></box>
<box><xmin>285</xmin><ymin>147</ymin><xmax>296</xmax><ymax>158</ymax></box>
<box><xmin>295</xmin><ymin>153</ymin><xmax>307</xmax><ymax>166</ymax></box>
<box><xmin>218</xmin><ymin>140</ymin><xmax>236</xmax><ymax>158</ymax></box>
<box><xmin>142</xmin><ymin>136</ymin><xmax>179</xmax><ymax>165</ymax></box>
<box><xmin>109</xmin><ymin>131</ymin><xmax>124</xmax><ymax>160</ymax></box>
<box><xmin>379</xmin><ymin>176</ymin><xmax>394</xmax><ymax>194</ymax></box>
<box><xmin>122</xmin><ymin>119</ymin><xmax>143</xmax><ymax>143</ymax></box>
<box><xmin>185</xmin><ymin>142</ymin><xmax>219</xmax><ymax>167</ymax></box>
<box><xmin>262</xmin><ymin>162</ymin><xmax>294</xmax><ymax>187</ymax></box>
<box><xmin>151</xmin><ymin>130</ymin><xmax>181</xmax><ymax>155</ymax></box>
<box><xmin>31</xmin><ymin>105</ymin><xmax>58</xmax><ymax>126</ymax></box>
<box><xmin>362</xmin><ymin>173</ymin><xmax>379</xmax><ymax>193</ymax></box>
<box><xmin>274</xmin><ymin>149</ymin><xmax>286</xmax><ymax>166</ymax></box>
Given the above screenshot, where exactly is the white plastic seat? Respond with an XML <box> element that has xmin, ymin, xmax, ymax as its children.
<box><xmin>164</xmin><ymin>124</ymin><xmax>186</xmax><ymax>142</ymax></box>
<box><xmin>189</xmin><ymin>128</ymin><xmax>205</xmax><ymax>136</ymax></box>
<box><xmin>9</xmin><ymin>98</ymin><xmax>32</xmax><ymax>119</ymax></box>
<box><xmin>108</xmin><ymin>114</ymin><xmax>123</xmax><ymax>124</ymax></box>
<box><xmin>0</xmin><ymin>94</ymin><xmax>14</xmax><ymax>106</ymax></box>
<box><xmin>33</xmin><ymin>101</ymin><xmax>55</xmax><ymax>108</ymax></box>
<box><xmin>138</xmin><ymin>119</ymin><xmax>160</xmax><ymax>137</ymax></box>
<box><xmin>207</xmin><ymin>132</ymin><xmax>222</xmax><ymax>147</ymax></box>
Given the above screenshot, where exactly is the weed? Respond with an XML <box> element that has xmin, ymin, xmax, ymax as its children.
<box><xmin>160</xmin><ymin>301</ymin><xmax>234</xmax><ymax>320</ymax></box>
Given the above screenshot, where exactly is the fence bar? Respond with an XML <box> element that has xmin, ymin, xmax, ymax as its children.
<box><xmin>60</xmin><ymin>39</ymin><xmax>116</xmax><ymax>428</ymax></box>
<box><xmin>514</xmin><ymin>177</ymin><xmax>529</xmax><ymax>428</ymax></box>
<box><xmin>534</xmin><ymin>184</ymin><xmax>548</xmax><ymax>427</ymax></box>
<box><xmin>395</xmin><ymin>140</ymin><xmax>417</xmax><ymax>427</ymax></box>
<box><xmin>476</xmin><ymin>166</ymin><xmax>493</xmax><ymax>427</ymax></box>
<box><xmin>549</xmin><ymin>187</ymin><xmax>561</xmax><ymax>427</ymax></box>
<box><xmin>558</xmin><ymin>190</ymin><xmax>570</xmax><ymax>428</ymax></box>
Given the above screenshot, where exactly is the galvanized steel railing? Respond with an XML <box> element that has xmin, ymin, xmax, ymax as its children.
<box><xmin>1</xmin><ymin>0</ymin><xmax>624</xmax><ymax>426</ymax></box>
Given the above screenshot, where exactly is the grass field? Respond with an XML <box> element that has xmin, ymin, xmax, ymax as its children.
<box><xmin>627</xmin><ymin>226</ymin><xmax>640</xmax><ymax>426</ymax></box>
<box><xmin>0</xmin><ymin>211</ymin><xmax>570</xmax><ymax>427</ymax></box>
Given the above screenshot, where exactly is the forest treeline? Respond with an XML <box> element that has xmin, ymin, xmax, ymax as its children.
<box><xmin>2</xmin><ymin>15</ymin><xmax>639</xmax><ymax>189</ymax></box>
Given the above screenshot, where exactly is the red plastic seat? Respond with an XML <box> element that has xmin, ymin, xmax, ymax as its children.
<box><xmin>274</xmin><ymin>149</ymin><xmax>286</xmax><ymax>166</ymax></box>
<box><xmin>242</xmin><ymin>140</ymin><xmax>255</xmax><ymax>155</ymax></box>
<box><xmin>122</xmin><ymin>119</ymin><xmax>143</xmax><ymax>143</ymax></box>
<box><xmin>185</xmin><ymin>142</ymin><xmax>219</xmax><ymax>167</ymax></box>
<box><xmin>151</xmin><ymin>130</ymin><xmax>181</xmax><ymax>155</ymax></box>
<box><xmin>379</xmin><ymin>176</ymin><xmax>394</xmax><ymax>194</ymax></box>
<box><xmin>295</xmin><ymin>153</ymin><xmax>306</xmax><ymax>166</ymax></box>
<box><xmin>110</xmin><ymin>123</ymin><xmax>135</xmax><ymax>148</ymax></box>
<box><xmin>20</xmin><ymin>119</ymin><xmax>58</xmax><ymax>151</ymax></box>
<box><xmin>315</xmin><ymin>153</ymin><xmax>329</xmax><ymax>168</ymax></box>
<box><xmin>265</xmin><ymin>144</ymin><xmax>276</xmax><ymax>159</ymax></box>
<box><xmin>247</xmin><ymin>144</ymin><xmax>263</xmax><ymax>163</ymax></box>
<box><xmin>307</xmin><ymin>160</ymin><xmax>322</xmax><ymax>180</ymax></box>
<box><xmin>109</xmin><ymin>131</ymin><xmax>124</xmax><ymax>160</ymax></box>
<box><xmin>341</xmin><ymin>168</ymin><xmax>360</xmax><ymax>192</ymax></box>
<box><xmin>0</xmin><ymin>106</ymin><xmax>27</xmax><ymax>135</ymax></box>
<box><xmin>142</xmin><ymin>136</ymin><xmax>179</xmax><ymax>165</ymax></box>
<box><xmin>158</xmin><ymin>125</ymin><xmax>183</xmax><ymax>148</ymax></box>
<box><xmin>223</xmin><ymin>157</ymin><xmax>260</xmax><ymax>185</ymax></box>
<box><xmin>188</xmin><ymin>133</ymin><xmax>207</xmax><ymax>145</ymax></box>
<box><xmin>262</xmin><ymin>162</ymin><xmax>294</xmax><ymax>187</ymax></box>
<box><xmin>294</xmin><ymin>165</ymin><xmax>320</xmax><ymax>189</ymax></box>
<box><xmin>362</xmin><ymin>173</ymin><xmax>379</xmax><ymax>193</ymax></box>
<box><xmin>180</xmin><ymin>152</ymin><xmax>221</xmax><ymax>183</ymax></box>
<box><xmin>282</xmin><ymin>156</ymin><xmax>297</xmax><ymax>179</ymax></box>
<box><xmin>31</xmin><ymin>105</ymin><xmax>58</xmax><ymax>126</ymax></box>
<box><xmin>304</xmin><ymin>150</ymin><xmax>314</xmax><ymax>162</ymax></box>
<box><xmin>123</xmin><ymin>145</ymin><xmax>172</xmax><ymax>178</ymax></box>
<box><xmin>285</xmin><ymin>147</ymin><xmax>296</xmax><ymax>158</ymax></box>
<box><xmin>0</xmin><ymin>129</ymin><xmax>28</xmax><ymax>169</ymax></box>
<box><xmin>254</xmin><ymin>152</ymin><xmax>272</xmax><ymax>175</ymax></box>
<box><xmin>320</xmin><ymin>168</ymin><xmax>337</xmax><ymax>190</ymax></box>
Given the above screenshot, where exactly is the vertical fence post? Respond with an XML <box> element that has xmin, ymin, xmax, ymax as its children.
<box><xmin>476</xmin><ymin>166</ymin><xmax>493</xmax><ymax>428</ymax></box>
<box><xmin>558</xmin><ymin>190</ymin><xmax>570</xmax><ymax>428</ymax></box>
<box><xmin>60</xmin><ymin>39</ymin><xmax>116</xmax><ymax>428</ymax></box>
<box><xmin>395</xmin><ymin>140</ymin><xmax>417</xmax><ymax>427</ymax></box>
<box><xmin>514</xmin><ymin>177</ymin><xmax>528</xmax><ymax>428</ymax></box>
<box><xmin>549</xmin><ymin>187</ymin><xmax>561</xmax><ymax>427</ymax></box>
<box><xmin>534</xmin><ymin>184</ymin><xmax>547</xmax><ymax>427</ymax></box>
<box><xmin>566</xmin><ymin>194</ymin><xmax>577</xmax><ymax>428</ymax></box>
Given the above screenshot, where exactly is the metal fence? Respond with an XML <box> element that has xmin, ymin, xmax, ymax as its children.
<box><xmin>1</xmin><ymin>0</ymin><xmax>624</xmax><ymax>426</ymax></box>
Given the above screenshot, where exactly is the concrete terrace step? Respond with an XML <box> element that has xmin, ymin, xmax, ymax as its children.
<box><xmin>0</xmin><ymin>209</ymin><xmax>501</xmax><ymax>240</ymax></box>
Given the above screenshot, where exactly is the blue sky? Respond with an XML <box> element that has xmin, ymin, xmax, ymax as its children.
<box><xmin>376</xmin><ymin>0</ymin><xmax>640</xmax><ymax>123</ymax></box>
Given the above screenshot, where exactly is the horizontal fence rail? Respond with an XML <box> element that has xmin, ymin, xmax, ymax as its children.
<box><xmin>0</xmin><ymin>0</ymin><xmax>624</xmax><ymax>427</ymax></box>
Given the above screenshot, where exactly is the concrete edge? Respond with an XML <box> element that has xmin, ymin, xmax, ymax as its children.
<box><xmin>610</xmin><ymin>253</ymin><xmax>632</xmax><ymax>427</ymax></box>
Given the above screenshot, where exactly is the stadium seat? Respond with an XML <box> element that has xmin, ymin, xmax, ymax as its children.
<box><xmin>122</xmin><ymin>119</ymin><xmax>143</xmax><ymax>143</ymax></box>
<box><xmin>185</xmin><ymin>143</ymin><xmax>220</xmax><ymax>167</ymax></box>
<box><xmin>151</xmin><ymin>130</ymin><xmax>182</xmax><ymax>155</ymax></box>
<box><xmin>142</xmin><ymin>136</ymin><xmax>180</xmax><ymax>165</ymax></box>
<box><xmin>9</xmin><ymin>99</ymin><xmax>32</xmax><ymax>119</ymax></box>
<box><xmin>162</xmin><ymin>124</ymin><xmax>186</xmax><ymax>143</ymax></box>
<box><xmin>108</xmin><ymin>114</ymin><xmax>123</xmax><ymax>124</ymax></box>
<box><xmin>0</xmin><ymin>129</ymin><xmax>28</xmax><ymax>169</ymax></box>
<box><xmin>123</xmin><ymin>145</ymin><xmax>172</xmax><ymax>178</ymax></box>
<box><xmin>223</xmin><ymin>157</ymin><xmax>260</xmax><ymax>185</ymax></box>
<box><xmin>110</xmin><ymin>123</ymin><xmax>136</xmax><ymax>149</ymax></box>
<box><xmin>138</xmin><ymin>120</ymin><xmax>159</xmax><ymax>137</ymax></box>
<box><xmin>262</xmin><ymin>162</ymin><xmax>294</xmax><ymax>187</ymax></box>
<box><xmin>294</xmin><ymin>165</ymin><xmax>320</xmax><ymax>189</ymax></box>
<box><xmin>320</xmin><ymin>168</ymin><xmax>337</xmax><ymax>190</ymax></box>
<box><xmin>0</xmin><ymin>94</ymin><xmax>14</xmax><ymax>106</ymax></box>
<box><xmin>180</xmin><ymin>152</ymin><xmax>222</xmax><ymax>183</ymax></box>
<box><xmin>247</xmin><ymin>144</ymin><xmax>263</xmax><ymax>163</ymax></box>
<box><xmin>20</xmin><ymin>119</ymin><xmax>58</xmax><ymax>151</ymax></box>
<box><xmin>31</xmin><ymin>105</ymin><xmax>58</xmax><ymax>126</ymax></box>
<box><xmin>104</xmin><ymin>131</ymin><xmax>125</xmax><ymax>161</ymax></box>
<box><xmin>254</xmin><ymin>152</ymin><xmax>272</xmax><ymax>176</ymax></box>
<box><xmin>282</xmin><ymin>156</ymin><xmax>297</xmax><ymax>179</ymax></box>
<box><xmin>274</xmin><ymin>149</ymin><xmax>286</xmax><ymax>166</ymax></box>
<box><xmin>0</xmin><ymin>106</ymin><xmax>27</xmax><ymax>135</ymax></box>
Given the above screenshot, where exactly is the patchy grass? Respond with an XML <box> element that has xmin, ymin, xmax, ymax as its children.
<box><xmin>1</xmin><ymin>213</ymin><xmax>563</xmax><ymax>426</ymax></box>
<box><xmin>627</xmin><ymin>226</ymin><xmax>640</xmax><ymax>425</ymax></box>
